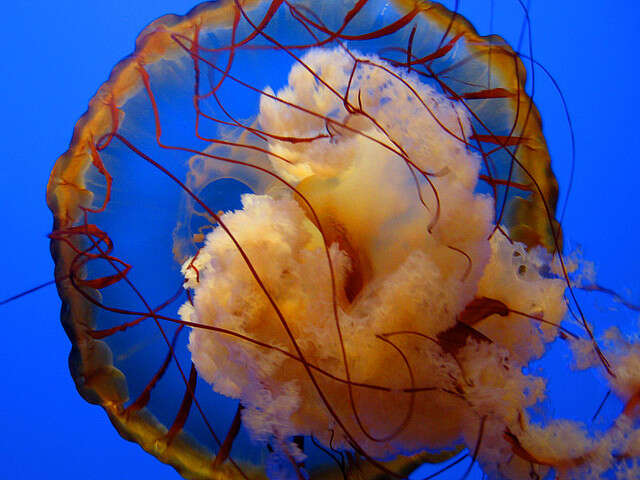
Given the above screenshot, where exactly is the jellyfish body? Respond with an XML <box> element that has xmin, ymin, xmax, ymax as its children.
<box><xmin>47</xmin><ymin>1</ymin><xmax>640</xmax><ymax>479</ymax></box>
<box><xmin>180</xmin><ymin>46</ymin><xmax>565</xmax><ymax>473</ymax></box>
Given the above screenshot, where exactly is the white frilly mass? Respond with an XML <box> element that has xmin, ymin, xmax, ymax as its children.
<box><xmin>178</xmin><ymin>48</ymin><xmax>640</xmax><ymax>479</ymax></box>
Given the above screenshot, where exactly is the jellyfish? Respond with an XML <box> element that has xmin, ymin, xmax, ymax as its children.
<box><xmin>44</xmin><ymin>1</ymin><xmax>640</xmax><ymax>479</ymax></box>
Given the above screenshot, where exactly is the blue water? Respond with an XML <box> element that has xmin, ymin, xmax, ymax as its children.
<box><xmin>1</xmin><ymin>1</ymin><xmax>639</xmax><ymax>479</ymax></box>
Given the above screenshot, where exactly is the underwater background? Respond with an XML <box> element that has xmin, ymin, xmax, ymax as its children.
<box><xmin>1</xmin><ymin>1</ymin><xmax>639</xmax><ymax>478</ymax></box>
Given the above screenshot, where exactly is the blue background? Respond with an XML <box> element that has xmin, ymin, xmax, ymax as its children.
<box><xmin>1</xmin><ymin>1</ymin><xmax>639</xmax><ymax>479</ymax></box>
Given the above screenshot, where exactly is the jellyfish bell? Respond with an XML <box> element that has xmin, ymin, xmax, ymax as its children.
<box><xmin>45</xmin><ymin>0</ymin><xmax>640</xmax><ymax>479</ymax></box>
